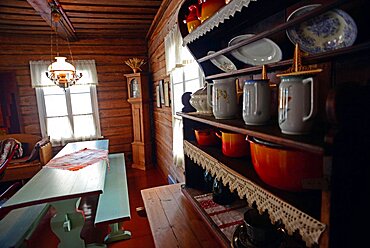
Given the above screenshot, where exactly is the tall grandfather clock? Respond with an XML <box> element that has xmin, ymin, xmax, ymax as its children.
<box><xmin>125</xmin><ymin>73</ymin><xmax>153</xmax><ymax>170</ymax></box>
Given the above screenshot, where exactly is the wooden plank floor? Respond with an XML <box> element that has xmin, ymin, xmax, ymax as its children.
<box><xmin>141</xmin><ymin>184</ymin><xmax>222</xmax><ymax>248</ymax></box>
<box><xmin>24</xmin><ymin>165</ymin><xmax>168</xmax><ymax>248</ymax></box>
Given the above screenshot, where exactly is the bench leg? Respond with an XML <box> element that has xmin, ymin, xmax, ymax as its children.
<box><xmin>50</xmin><ymin>198</ymin><xmax>85</xmax><ymax>248</ymax></box>
<box><xmin>104</xmin><ymin>222</ymin><xmax>131</xmax><ymax>244</ymax></box>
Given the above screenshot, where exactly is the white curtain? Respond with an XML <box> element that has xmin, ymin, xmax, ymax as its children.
<box><xmin>172</xmin><ymin>116</ymin><xmax>184</xmax><ymax>170</ymax></box>
<box><xmin>164</xmin><ymin>25</ymin><xmax>194</xmax><ymax>75</ymax></box>
<box><xmin>74</xmin><ymin>60</ymin><xmax>99</xmax><ymax>85</ymax></box>
<box><xmin>30</xmin><ymin>59</ymin><xmax>98</xmax><ymax>88</ymax></box>
<box><xmin>165</xmin><ymin>24</ymin><xmax>196</xmax><ymax>178</ymax></box>
<box><xmin>29</xmin><ymin>60</ymin><xmax>52</xmax><ymax>87</ymax></box>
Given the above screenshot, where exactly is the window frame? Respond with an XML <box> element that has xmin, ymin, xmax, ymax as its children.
<box><xmin>35</xmin><ymin>84</ymin><xmax>102</xmax><ymax>145</ymax></box>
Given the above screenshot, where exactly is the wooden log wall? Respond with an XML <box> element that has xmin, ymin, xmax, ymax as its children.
<box><xmin>147</xmin><ymin>0</ymin><xmax>184</xmax><ymax>183</ymax></box>
<box><xmin>0</xmin><ymin>34</ymin><xmax>148</xmax><ymax>164</ymax></box>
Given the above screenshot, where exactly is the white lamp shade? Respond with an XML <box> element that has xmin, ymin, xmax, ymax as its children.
<box><xmin>48</xmin><ymin>56</ymin><xmax>76</xmax><ymax>72</ymax></box>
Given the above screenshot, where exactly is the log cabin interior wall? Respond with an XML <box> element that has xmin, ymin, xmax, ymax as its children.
<box><xmin>147</xmin><ymin>0</ymin><xmax>183</xmax><ymax>182</ymax></box>
<box><xmin>0</xmin><ymin>0</ymin><xmax>183</xmax><ymax>178</ymax></box>
<box><xmin>0</xmin><ymin>34</ymin><xmax>148</xmax><ymax>163</ymax></box>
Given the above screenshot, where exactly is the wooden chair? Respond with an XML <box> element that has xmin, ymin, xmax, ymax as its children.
<box><xmin>0</xmin><ymin>134</ymin><xmax>52</xmax><ymax>182</ymax></box>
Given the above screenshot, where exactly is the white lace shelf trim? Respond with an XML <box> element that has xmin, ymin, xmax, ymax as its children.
<box><xmin>184</xmin><ymin>140</ymin><xmax>326</xmax><ymax>247</ymax></box>
<box><xmin>183</xmin><ymin>0</ymin><xmax>257</xmax><ymax>46</ymax></box>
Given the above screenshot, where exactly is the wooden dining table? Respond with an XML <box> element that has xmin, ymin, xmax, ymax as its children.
<box><xmin>0</xmin><ymin>139</ymin><xmax>109</xmax><ymax>248</ymax></box>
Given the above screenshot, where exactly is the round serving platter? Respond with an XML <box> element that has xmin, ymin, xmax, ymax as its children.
<box><xmin>286</xmin><ymin>4</ymin><xmax>357</xmax><ymax>54</ymax></box>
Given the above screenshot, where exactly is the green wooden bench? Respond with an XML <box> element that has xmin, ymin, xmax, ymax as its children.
<box><xmin>0</xmin><ymin>203</ymin><xmax>49</xmax><ymax>248</ymax></box>
<box><xmin>94</xmin><ymin>153</ymin><xmax>131</xmax><ymax>243</ymax></box>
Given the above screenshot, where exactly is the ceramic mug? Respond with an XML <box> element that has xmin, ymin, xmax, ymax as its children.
<box><xmin>278</xmin><ymin>76</ymin><xmax>317</xmax><ymax>134</ymax></box>
<box><xmin>212</xmin><ymin>178</ymin><xmax>237</xmax><ymax>205</ymax></box>
<box><xmin>207</xmin><ymin>77</ymin><xmax>238</xmax><ymax>119</ymax></box>
<box><xmin>242</xmin><ymin>79</ymin><xmax>271</xmax><ymax>125</ymax></box>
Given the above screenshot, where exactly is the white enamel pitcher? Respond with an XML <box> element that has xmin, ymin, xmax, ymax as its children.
<box><xmin>243</xmin><ymin>79</ymin><xmax>271</xmax><ymax>125</ymax></box>
<box><xmin>207</xmin><ymin>77</ymin><xmax>238</xmax><ymax>119</ymax></box>
<box><xmin>278</xmin><ymin>75</ymin><xmax>317</xmax><ymax>134</ymax></box>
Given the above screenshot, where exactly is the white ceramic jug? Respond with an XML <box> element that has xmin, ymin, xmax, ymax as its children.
<box><xmin>278</xmin><ymin>76</ymin><xmax>317</xmax><ymax>134</ymax></box>
<box><xmin>207</xmin><ymin>77</ymin><xmax>238</xmax><ymax>119</ymax></box>
<box><xmin>243</xmin><ymin>79</ymin><xmax>271</xmax><ymax>125</ymax></box>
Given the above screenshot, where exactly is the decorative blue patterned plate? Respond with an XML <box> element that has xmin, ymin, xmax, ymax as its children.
<box><xmin>286</xmin><ymin>4</ymin><xmax>357</xmax><ymax>54</ymax></box>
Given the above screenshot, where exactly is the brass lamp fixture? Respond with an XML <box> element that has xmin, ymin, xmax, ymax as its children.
<box><xmin>46</xmin><ymin>4</ymin><xmax>81</xmax><ymax>89</ymax></box>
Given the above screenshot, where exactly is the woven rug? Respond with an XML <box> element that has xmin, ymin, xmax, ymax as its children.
<box><xmin>194</xmin><ymin>193</ymin><xmax>249</xmax><ymax>241</ymax></box>
<box><xmin>45</xmin><ymin>148</ymin><xmax>109</xmax><ymax>171</ymax></box>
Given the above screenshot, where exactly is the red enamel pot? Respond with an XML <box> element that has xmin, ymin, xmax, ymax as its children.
<box><xmin>194</xmin><ymin>129</ymin><xmax>219</xmax><ymax>146</ymax></box>
<box><xmin>216</xmin><ymin>131</ymin><xmax>249</xmax><ymax>157</ymax></box>
<box><xmin>247</xmin><ymin>136</ymin><xmax>323</xmax><ymax>192</ymax></box>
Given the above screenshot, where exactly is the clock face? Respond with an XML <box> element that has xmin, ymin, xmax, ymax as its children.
<box><xmin>130</xmin><ymin>78</ymin><xmax>140</xmax><ymax>98</ymax></box>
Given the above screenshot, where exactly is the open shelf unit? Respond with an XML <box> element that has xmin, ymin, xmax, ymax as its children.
<box><xmin>177</xmin><ymin>0</ymin><xmax>370</xmax><ymax>247</ymax></box>
<box><xmin>178</xmin><ymin>112</ymin><xmax>326</xmax><ymax>154</ymax></box>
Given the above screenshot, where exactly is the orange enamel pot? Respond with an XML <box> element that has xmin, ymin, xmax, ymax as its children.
<box><xmin>216</xmin><ymin>131</ymin><xmax>249</xmax><ymax>157</ymax></box>
<box><xmin>247</xmin><ymin>136</ymin><xmax>323</xmax><ymax>192</ymax></box>
<box><xmin>194</xmin><ymin>129</ymin><xmax>219</xmax><ymax>146</ymax></box>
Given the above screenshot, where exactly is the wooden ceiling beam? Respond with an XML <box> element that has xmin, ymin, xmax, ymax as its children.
<box><xmin>0</xmin><ymin>14</ymin><xmax>46</xmax><ymax>21</ymax></box>
<box><xmin>70</xmin><ymin>18</ymin><xmax>153</xmax><ymax>24</ymax></box>
<box><xmin>66</xmin><ymin>12</ymin><xmax>155</xmax><ymax>19</ymax></box>
<box><xmin>53</xmin><ymin>0</ymin><xmax>162</xmax><ymax>7</ymax></box>
<box><xmin>26</xmin><ymin>0</ymin><xmax>78</xmax><ymax>41</ymax></box>
<box><xmin>61</xmin><ymin>5</ymin><xmax>158</xmax><ymax>14</ymax></box>
<box><xmin>146</xmin><ymin>0</ymin><xmax>172</xmax><ymax>40</ymax></box>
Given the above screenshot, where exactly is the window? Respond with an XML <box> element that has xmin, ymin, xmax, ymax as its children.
<box><xmin>164</xmin><ymin>25</ymin><xmax>204</xmax><ymax>182</ymax></box>
<box><xmin>171</xmin><ymin>62</ymin><xmax>204</xmax><ymax>115</ymax></box>
<box><xmin>170</xmin><ymin>61</ymin><xmax>203</xmax><ymax>181</ymax></box>
<box><xmin>30</xmin><ymin>60</ymin><xmax>101</xmax><ymax>145</ymax></box>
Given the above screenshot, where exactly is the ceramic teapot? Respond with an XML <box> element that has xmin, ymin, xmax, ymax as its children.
<box><xmin>278</xmin><ymin>75</ymin><xmax>317</xmax><ymax>134</ymax></box>
<box><xmin>184</xmin><ymin>5</ymin><xmax>201</xmax><ymax>33</ymax></box>
<box><xmin>189</xmin><ymin>85</ymin><xmax>212</xmax><ymax>114</ymax></box>
<box><xmin>207</xmin><ymin>77</ymin><xmax>238</xmax><ymax>119</ymax></box>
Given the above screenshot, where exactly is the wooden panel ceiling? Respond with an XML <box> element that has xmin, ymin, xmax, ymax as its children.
<box><xmin>0</xmin><ymin>0</ymin><xmax>164</xmax><ymax>40</ymax></box>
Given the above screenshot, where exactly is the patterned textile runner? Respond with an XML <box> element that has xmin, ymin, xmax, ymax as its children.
<box><xmin>194</xmin><ymin>193</ymin><xmax>249</xmax><ymax>241</ymax></box>
<box><xmin>45</xmin><ymin>148</ymin><xmax>109</xmax><ymax>171</ymax></box>
<box><xmin>0</xmin><ymin>138</ymin><xmax>23</xmax><ymax>176</ymax></box>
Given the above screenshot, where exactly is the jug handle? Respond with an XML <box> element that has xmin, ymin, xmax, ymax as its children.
<box><xmin>302</xmin><ymin>77</ymin><xmax>315</xmax><ymax>122</ymax></box>
<box><xmin>254</xmin><ymin>83</ymin><xmax>260</xmax><ymax>115</ymax></box>
<box><xmin>215</xmin><ymin>131</ymin><xmax>222</xmax><ymax>139</ymax></box>
<box><xmin>236</xmin><ymin>79</ymin><xmax>243</xmax><ymax>102</ymax></box>
<box><xmin>207</xmin><ymin>82</ymin><xmax>214</xmax><ymax>107</ymax></box>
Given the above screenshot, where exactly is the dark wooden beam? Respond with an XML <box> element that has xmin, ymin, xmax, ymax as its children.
<box><xmin>26</xmin><ymin>0</ymin><xmax>78</xmax><ymax>41</ymax></box>
<box><xmin>146</xmin><ymin>0</ymin><xmax>172</xmax><ymax>40</ymax></box>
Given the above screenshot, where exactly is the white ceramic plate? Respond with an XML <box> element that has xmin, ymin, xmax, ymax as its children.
<box><xmin>286</xmin><ymin>4</ymin><xmax>357</xmax><ymax>54</ymax></box>
<box><xmin>207</xmin><ymin>51</ymin><xmax>237</xmax><ymax>72</ymax></box>
<box><xmin>228</xmin><ymin>34</ymin><xmax>282</xmax><ymax>66</ymax></box>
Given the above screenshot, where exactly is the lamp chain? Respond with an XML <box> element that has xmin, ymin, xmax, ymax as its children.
<box><xmin>50</xmin><ymin>10</ymin><xmax>53</xmax><ymax>63</ymax></box>
<box><xmin>56</xmin><ymin>21</ymin><xmax>59</xmax><ymax>56</ymax></box>
<box><xmin>68</xmin><ymin>39</ymin><xmax>74</xmax><ymax>64</ymax></box>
